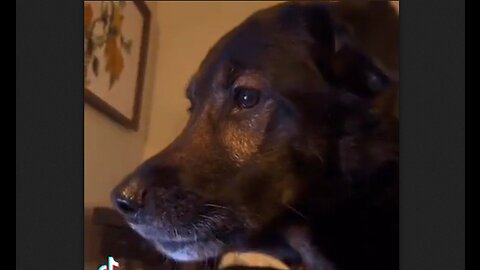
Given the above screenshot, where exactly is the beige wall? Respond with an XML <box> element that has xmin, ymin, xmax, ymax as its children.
<box><xmin>143</xmin><ymin>1</ymin><xmax>282</xmax><ymax>159</ymax></box>
<box><xmin>84</xmin><ymin>2</ymin><xmax>159</xmax><ymax>208</ymax></box>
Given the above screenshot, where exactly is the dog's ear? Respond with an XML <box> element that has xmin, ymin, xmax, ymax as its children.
<box><xmin>298</xmin><ymin>3</ymin><xmax>399</xmax><ymax>181</ymax></box>
<box><xmin>328</xmin><ymin>36</ymin><xmax>393</xmax><ymax>99</ymax></box>
<box><xmin>301</xmin><ymin>2</ymin><xmax>396</xmax><ymax>100</ymax></box>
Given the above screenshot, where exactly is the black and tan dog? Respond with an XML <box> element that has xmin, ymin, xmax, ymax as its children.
<box><xmin>111</xmin><ymin>2</ymin><xmax>399</xmax><ymax>270</ymax></box>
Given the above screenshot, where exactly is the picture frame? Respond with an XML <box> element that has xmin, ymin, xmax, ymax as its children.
<box><xmin>84</xmin><ymin>1</ymin><xmax>150</xmax><ymax>131</ymax></box>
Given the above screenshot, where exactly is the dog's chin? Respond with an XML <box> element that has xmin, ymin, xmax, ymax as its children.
<box><xmin>154</xmin><ymin>238</ymin><xmax>224</xmax><ymax>262</ymax></box>
<box><xmin>129</xmin><ymin>223</ymin><xmax>225</xmax><ymax>262</ymax></box>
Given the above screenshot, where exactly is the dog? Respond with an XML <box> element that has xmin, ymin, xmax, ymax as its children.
<box><xmin>111</xmin><ymin>2</ymin><xmax>399</xmax><ymax>270</ymax></box>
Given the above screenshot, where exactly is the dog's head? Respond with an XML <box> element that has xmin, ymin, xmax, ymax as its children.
<box><xmin>111</xmin><ymin>2</ymin><xmax>398</xmax><ymax>262</ymax></box>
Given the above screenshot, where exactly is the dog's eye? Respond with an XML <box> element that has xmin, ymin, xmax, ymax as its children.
<box><xmin>234</xmin><ymin>87</ymin><xmax>261</xmax><ymax>109</ymax></box>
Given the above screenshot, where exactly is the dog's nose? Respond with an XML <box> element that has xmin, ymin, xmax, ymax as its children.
<box><xmin>111</xmin><ymin>176</ymin><xmax>146</xmax><ymax>216</ymax></box>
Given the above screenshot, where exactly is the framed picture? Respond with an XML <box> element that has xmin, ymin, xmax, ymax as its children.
<box><xmin>84</xmin><ymin>1</ymin><xmax>150</xmax><ymax>131</ymax></box>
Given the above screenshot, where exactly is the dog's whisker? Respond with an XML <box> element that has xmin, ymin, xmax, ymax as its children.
<box><xmin>192</xmin><ymin>224</ymin><xmax>199</xmax><ymax>242</ymax></box>
<box><xmin>284</xmin><ymin>204</ymin><xmax>308</xmax><ymax>220</ymax></box>
<box><xmin>214</xmin><ymin>236</ymin><xmax>226</xmax><ymax>247</ymax></box>
<box><xmin>204</xmin><ymin>203</ymin><xmax>235</xmax><ymax>212</ymax></box>
<box><xmin>204</xmin><ymin>203</ymin><xmax>227</xmax><ymax>209</ymax></box>
<box><xmin>199</xmin><ymin>214</ymin><xmax>219</xmax><ymax>225</ymax></box>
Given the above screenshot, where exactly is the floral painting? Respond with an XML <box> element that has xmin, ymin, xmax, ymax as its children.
<box><xmin>84</xmin><ymin>1</ymin><xmax>150</xmax><ymax>130</ymax></box>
